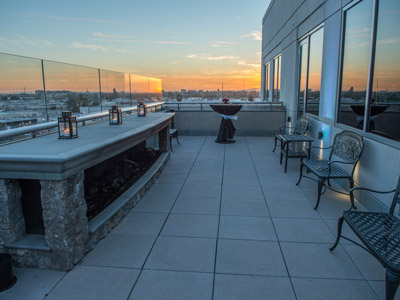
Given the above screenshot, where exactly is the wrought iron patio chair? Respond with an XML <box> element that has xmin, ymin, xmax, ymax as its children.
<box><xmin>330</xmin><ymin>176</ymin><xmax>400</xmax><ymax>300</ymax></box>
<box><xmin>273</xmin><ymin>115</ymin><xmax>309</xmax><ymax>152</ymax></box>
<box><xmin>296</xmin><ymin>130</ymin><xmax>364</xmax><ymax>209</ymax></box>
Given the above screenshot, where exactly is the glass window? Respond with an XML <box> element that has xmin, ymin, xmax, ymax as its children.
<box><xmin>370</xmin><ymin>0</ymin><xmax>400</xmax><ymax>140</ymax></box>
<box><xmin>298</xmin><ymin>27</ymin><xmax>324</xmax><ymax>117</ymax></box>
<box><xmin>338</xmin><ymin>0</ymin><xmax>399</xmax><ymax>141</ymax></box>
<box><xmin>306</xmin><ymin>29</ymin><xmax>324</xmax><ymax>116</ymax></box>
<box><xmin>338</xmin><ymin>0</ymin><xmax>373</xmax><ymax>129</ymax></box>
<box><xmin>273</xmin><ymin>55</ymin><xmax>281</xmax><ymax>101</ymax></box>
<box><xmin>298</xmin><ymin>40</ymin><xmax>309</xmax><ymax>116</ymax></box>
<box><xmin>264</xmin><ymin>62</ymin><xmax>270</xmax><ymax>101</ymax></box>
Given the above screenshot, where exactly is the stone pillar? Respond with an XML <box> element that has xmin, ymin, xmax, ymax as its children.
<box><xmin>40</xmin><ymin>171</ymin><xmax>88</xmax><ymax>270</ymax></box>
<box><xmin>159</xmin><ymin>125</ymin><xmax>170</xmax><ymax>153</ymax></box>
<box><xmin>0</xmin><ymin>179</ymin><xmax>25</xmax><ymax>245</ymax></box>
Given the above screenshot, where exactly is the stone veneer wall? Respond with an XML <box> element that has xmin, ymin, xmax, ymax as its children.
<box><xmin>3</xmin><ymin>152</ymin><xmax>169</xmax><ymax>270</ymax></box>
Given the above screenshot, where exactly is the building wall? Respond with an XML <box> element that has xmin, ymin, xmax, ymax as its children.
<box><xmin>262</xmin><ymin>0</ymin><xmax>400</xmax><ymax>211</ymax></box>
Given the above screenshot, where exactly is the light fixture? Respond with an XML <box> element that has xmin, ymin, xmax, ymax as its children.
<box><xmin>109</xmin><ymin>105</ymin><xmax>122</xmax><ymax>125</ymax></box>
<box><xmin>58</xmin><ymin>111</ymin><xmax>78</xmax><ymax>139</ymax></box>
<box><xmin>137</xmin><ymin>101</ymin><xmax>147</xmax><ymax>117</ymax></box>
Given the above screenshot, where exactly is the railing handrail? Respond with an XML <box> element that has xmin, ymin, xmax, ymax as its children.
<box><xmin>163</xmin><ymin>100</ymin><xmax>285</xmax><ymax>111</ymax></box>
<box><xmin>0</xmin><ymin>102</ymin><xmax>164</xmax><ymax>140</ymax></box>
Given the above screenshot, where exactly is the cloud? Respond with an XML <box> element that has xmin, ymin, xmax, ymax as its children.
<box><xmin>93</xmin><ymin>32</ymin><xmax>187</xmax><ymax>44</ymax></box>
<box><xmin>238</xmin><ymin>61</ymin><xmax>260</xmax><ymax>68</ymax></box>
<box><xmin>377</xmin><ymin>37</ymin><xmax>400</xmax><ymax>45</ymax></box>
<box><xmin>40</xmin><ymin>15</ymin><xmax>117</xmax><ymax>24</ymax></box>
<box><xmin>186</xmin><ymin>54</ymin><xmax>239</xmax><ymax>60</ymax></box>
<box><xmin>70</xmin><ymin>42</ymin><xmax>107</xmax><ymax>51</ymax></box>
<box><xmin>241</xmin><ymin>30</ymin><xmax>262</xmax><ymax>41</ymax></box>
<box><xmin>18</xmin><ymin>35</ymin><xmax>52</xmax><ymax>47</ymax></box>
<box><xmin>210</xmin><ymin>41</ymin><xmax>237</xmax><ymax>47</ymax></box>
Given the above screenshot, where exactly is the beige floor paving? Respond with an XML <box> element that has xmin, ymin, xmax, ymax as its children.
<box><xmin>1</xmin><ymin>136</ymin><xmax>398</xmax><ymax>300</ymax></box>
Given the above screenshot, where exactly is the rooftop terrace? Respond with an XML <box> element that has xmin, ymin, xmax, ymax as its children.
<box><xmin>2</xmin><ymin>136</ymin><xmax>395</xmax><ymax>300</ymax></box>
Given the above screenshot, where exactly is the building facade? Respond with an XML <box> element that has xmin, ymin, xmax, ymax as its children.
<box><xmin>261</xmin><ymin>0</ymin><xmax>400</xmax><ymax>210</ymax></box>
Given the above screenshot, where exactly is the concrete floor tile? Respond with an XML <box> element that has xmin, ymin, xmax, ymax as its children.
<box><xmin>180</xmin><ymin>183</ymin><xmax>221</xmax><ymax>198</ymax></box>
<box><xmin>45</xmin><ymin>266</ymin><xmax>139</xmax><ymax>300</ymax></box>
<box><xmin>172</xmin><ymin>196</ymin><xmax>220</xmax><ymax>215</ymax></box>
<box><xmin>156</xmin><ymin>172</ymin><xmax>188</xmax><ymax>184</ymax></box>
<box><xmin>186</xmin><ymin>173</ymin><xmax>222</xmax><ymax>185</ymax></box>
<box><xmin>263</xmin><ymin>186</ymin><xmax>308</xmax><ymax>201</ymax></box>
<box><xmin>0</xmin><ymin>267</ymin><xmax>65</xmax><ymax>300</ymax></box>
<box><xmin>368</xmin><ymin>280</ymin><xmax>400</xmax><ymax>300</ymax></box>
<box><xmin>145</xmin><ymin>236</ymin><xmax>216</xmax><ymax>273</ymax></box>
<box><xmin>219</xmin><ymin>216</ymin><xmax>276</xmax><ymax>241</ymax></box>
<box><xmin>161</xmin><ymin>214</ymin><xmax>218</xmax><ymax>238</ymax></box>
<box><xmin>132</xmin><ymin>195</ymin><xmax>176</xmax><ymax>213</ymax></box>
<box><xmin>82</xmin><ymin>234</ymin><xmax>155</xmax><ymax>268</ymax></box>
<box><xmin>273</xmin><ymin>218</ymin><xmax>335</xmax><ymax>243</ymax></box>
<box><xmin>222</xmin><ymin>184</ymin><xmax>264</xmax><ymax>200</ymax></box>
<box><xmin>292</xmin><ymin>278</ymin><xmax>379</xmax><ymax>300</ymax></box>
<box><xmin>267</xmin><ymin>200</ymin><xmax>321</xmax><ymax>219</ymax></box>
<box><xmin>129</xmin><ymin>270</ymin><xmax>213</xmax><ymax>300</ymax></box>
<box><xmin>342</xmin><ymin>244</ymin><xmax>386</xmax><ymax>281</ymax></box>
<box><xmin>281</xmin><ymin>242</ymin><xmax>363</xmax><ymax>279</ymax></box>
<box><xmin>223</xmin><ymin>174</ymin><xmax>259</xmax><ymax>186</ymax></box>
<box><xmin>221</xmin><ymin>198</ymin><xmax>269</xmax><ymax>217</ymax></box>
<box><xmin>214</xmin><ymin>274</ymin><xmax>295</xmax><ymax>300</ymax></box>
<box><xmin>216</xmin><ymin>239</ymin><xmax>287</xmax><ymax>276</ymax></box>
<box><xmin>113</xmin><ymin>213</ymin><xmax>167</xmax><ymax>236</ymax></box>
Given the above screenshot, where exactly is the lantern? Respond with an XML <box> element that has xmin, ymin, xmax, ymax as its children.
<box><xmin>137</xmin><ymin>101</ymin><xmax>147</xmax><ymax>117</ymax></box>
<box><xmin>109</xmin><ymin>105</ymin><xmax>122</xmax><ymax>125</ymax></box>
<box><xmin>58</xmin><ymin>111</ymin><xmax>78</xmax><ymax>139</ymax></box>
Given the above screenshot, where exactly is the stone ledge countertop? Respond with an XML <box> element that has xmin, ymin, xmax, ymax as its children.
<box><xmin>0</xmin><ymin>112</ymin><xmax>174</xmax><ymax>180</ymax></box>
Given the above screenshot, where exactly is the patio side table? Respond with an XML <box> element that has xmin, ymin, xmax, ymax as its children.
<box><xmin>279</xmin><ymin>135</ymin><xmax>313</xmax><ymax>173</ymax></box>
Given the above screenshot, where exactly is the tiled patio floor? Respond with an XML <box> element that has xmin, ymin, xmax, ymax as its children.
<box><xmin>1</xmin><ymin>136</ymin><xmax>397</xmax><ymax>300</ymax></box>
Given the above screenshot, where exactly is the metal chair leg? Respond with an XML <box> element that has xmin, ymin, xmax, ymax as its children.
<box><xmin>170</xmin><ymin>136</ymin><xmax>173</xmax><ymax>152</ymax></box>
<box><xmin>314</xmin><ymin>178</ymin><xmax>326</xmax><ymax>209</ymax></box>
<box><xmin>329</xmin><ymin>215</ymin><xmax>344</xmax><ymax>251</ymax></box>
<box><xmin>386</xmin><ymin>270</ymin><xmax>400</xmax><ymax>300</ymax></box>
<box><xmin>348</xmin><ymin>178</ymin><xmax>357</xmax><ymax>210</ymax></box>
<box><xmin>273</xmin><ymin>136</ymin><xmax>278</xmax><ymax>152</ymax></box>
<box><xmin>296</xmin><ymin>163</ymin><xmax>304</xmax><ymax>186</ymax></box>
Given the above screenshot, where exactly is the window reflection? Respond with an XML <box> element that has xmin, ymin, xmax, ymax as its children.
<box><xmin>265</xmin><ymin>62</ymin><xmax>270</xmax><ymax>101</ymax></box>
<box><xmin>306</xmin><ymin>28</ymin><xmax>324</xmax><ymax>116</ymax></box>
<box><xmin>370</xmin><ymin>0</ymin><xmax>400</xmax><ymax>140</ymax></box>
<box><xmin>298</xmin><ymin>41</ymin><xmax>308</xmax><ymax>117</ymax></box>
<box><xmin>338</xmin><ymin>0</ymin><xmax>373</xmax><ymax>128</ymax></box>
<box><xmin>273</xmin><ymin>55</ymin><xmax>281</xmax><ymax>101</ymax></box>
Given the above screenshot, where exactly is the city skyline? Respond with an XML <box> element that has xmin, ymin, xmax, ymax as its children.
<box><xmin>0</xmin><ymin>0</ymin><xmax>270</xmax><ymax>91</ymax></box>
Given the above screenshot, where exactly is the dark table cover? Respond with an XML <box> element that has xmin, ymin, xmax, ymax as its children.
<box><xmin>210</xmin><ymin>104</ymin><xmax>242</xmax><ymax>143</ymax></box>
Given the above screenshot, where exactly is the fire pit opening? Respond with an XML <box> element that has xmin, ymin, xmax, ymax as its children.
<box><xmin>84</xmin><ymin>140</ymin><xmax>161</xmax><ymax>220</ymax></box>
<box><xmin>18</xmin><ymin>179</ymin><xmax>45</xmax><ymax>235</ymax></box>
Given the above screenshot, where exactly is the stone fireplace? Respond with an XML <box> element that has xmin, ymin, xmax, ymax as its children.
<box><xmin>0</xmin><ymin>113</ymin><xmax>173</xmax><ymax>270</ymax></box>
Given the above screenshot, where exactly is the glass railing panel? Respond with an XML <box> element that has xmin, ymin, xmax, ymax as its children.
<box><xmin>0</xmin><ymin>53</ymin><xmax>46</xmax><ymax>130</ymax></box>
<box><xmin>100</xmin><ymin>69</ymin><xmax>125</xmax><ymax>111</ymax></box>
<box><xmin>43</xmin><ymin>60</ymin><xmax>100</xmax><ymax>118</ymax></box>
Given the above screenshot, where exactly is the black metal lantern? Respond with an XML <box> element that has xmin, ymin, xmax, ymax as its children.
<box><xmin>109</xmin><ymin>105</ymin><xmax>123</xmax><ymax>125</ymax></box>
<box><xmin>137</xmin><ymin>101</ymin><xmax>147</xmax><ymax>117</ymax></box>
<box><xmin>58</xmin><ymin>111</ymin><xmax>78</xmax><ymax>139</ymax></box>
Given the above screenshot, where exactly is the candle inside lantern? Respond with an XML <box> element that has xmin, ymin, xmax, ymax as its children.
<box><xmin>63</xmin><ymin>127</ymin><xmax>70</xmax><ymax>136</ymax></box>
<box><xmin>113</xmin><ymin>116</ymin><xmax>118</xmax><ymax>123</ymax></box>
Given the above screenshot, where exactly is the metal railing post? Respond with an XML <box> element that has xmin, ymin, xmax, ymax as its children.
<box><xmin>41</xmin><ymin>60</ymin><xmax>49</xmax><ymax>122</ymax></box>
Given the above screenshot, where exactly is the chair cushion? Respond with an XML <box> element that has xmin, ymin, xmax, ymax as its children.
<box><xmin>303</xmin><ymin>159</ymin><xmax>350</xmax><ymax>178</ymax></box>
<box><xmin>344</xmin><ymin>211</ymin><xmax>400</xmax><ymax>272</ymax></box>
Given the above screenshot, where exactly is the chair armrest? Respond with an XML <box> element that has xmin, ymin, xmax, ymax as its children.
<box><xmin>327</xmin><ymin>160</ymin><xmax>356</xmax><ymax>166</ymax></box>
<box><xmin>350</xmin><ymin>187</ymin><xmax>397</xmax><ymax>195</ymax></box>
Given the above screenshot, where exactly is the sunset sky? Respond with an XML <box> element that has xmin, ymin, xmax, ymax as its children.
<box><xmin>0</xmin><ymin>0</ymin><xmax>270</xmax><ymax>91</ymax></box>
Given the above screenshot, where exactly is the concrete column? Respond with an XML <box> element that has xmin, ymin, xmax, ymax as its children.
<box><xmin>0</xmin><ymin>179</ymin><xmax>25</xmax><ymax>245</ymax></box>
<box><xmin>40</xmin><ymin>171</ymin><xmax>88</xmax><ymax>269</ymax></box>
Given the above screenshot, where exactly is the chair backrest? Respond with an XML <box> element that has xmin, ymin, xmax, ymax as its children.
<box><xmin>330</xmin><ymin>130</ymin><xmax>364</xmax><ymax>163</ymax></box>
<box><xmin>294</xmin><ymin>115</ymin><xmax>309</xmax><ymax>135</ymax></box>
<box><xmin>389</xmin><ymin>175</ymin><xmax>400</xmax><ymax>215</ymax></box>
